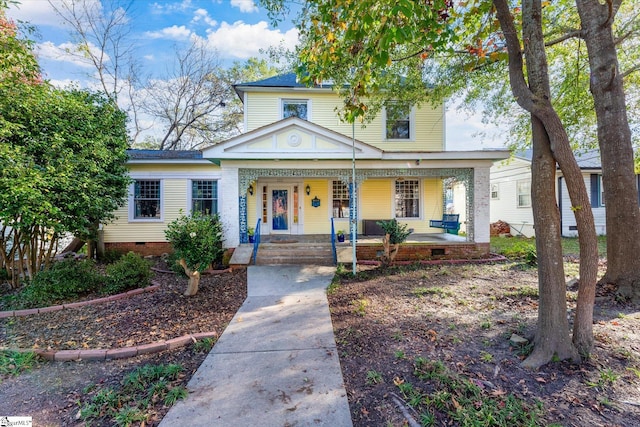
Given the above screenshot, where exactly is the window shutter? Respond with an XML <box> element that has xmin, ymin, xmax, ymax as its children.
<box><xmin>637</xmin><ymin>175</ymin><xmax>640</xmax><ymax>206</ymax></box>
<box><xmin>590</xmin><ymin>174</ymin><xmax>599</xmax><ymax>208</ymax></box>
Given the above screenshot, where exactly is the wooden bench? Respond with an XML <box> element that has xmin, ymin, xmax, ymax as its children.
<box><xmin>429</xmin><ymin>214</ymin><xmax>460</xmax><ymax>235</ymax></box>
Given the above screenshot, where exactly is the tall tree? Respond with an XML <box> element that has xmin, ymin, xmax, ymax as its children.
<box><xmin>0</xmin><ymin>7</ymin><xmax>130</xmax><ymax>284</ymax></box>
<box><xmin>575</xmin><ymin>0</ymin><xmax>640</xmax><ymax>302</ymax></box>
<box><xmin>261</xmin><ymin>0</ymin><xmax>599</xmax><ymax>366</ymax></box>
<box><xmin>141</xmin><ymin>41</ymin><xmax>232</xmax><ymax>150</ymax></box>
<box><xmin>49</xmin><ymin>0</ymin><xmax>145</xmax><ymax>141</ymax></box>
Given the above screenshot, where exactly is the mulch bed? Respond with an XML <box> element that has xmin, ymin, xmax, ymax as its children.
<box><xmin>1</xmin><ymin>267</ymin><xmax>246</xmax><ymax>351</ymax></box>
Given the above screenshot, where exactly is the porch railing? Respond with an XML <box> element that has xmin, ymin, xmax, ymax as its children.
<box><xmin>252</xmin><ymin>219</ymin><xmax>261</xmax><ymax>265</ymax></box>
<box><xmin>331</xmin><ymin>217</ymin><xmax>337</xmax><ymax>265</ymax></box>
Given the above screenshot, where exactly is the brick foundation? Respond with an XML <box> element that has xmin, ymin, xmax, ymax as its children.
<box><xmin>356</xmin><ymin>242</ymin><xmax>491</xmax><ymax>262</ymax></box>
<box><xmin>105</xmin><ymin>242</ymin><xmax>172</xmax><ymax>257</ymax></box>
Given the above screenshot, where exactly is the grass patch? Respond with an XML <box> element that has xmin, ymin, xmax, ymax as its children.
<box><xmin>399</xmin><ymin>356</ymin><xmax>543</xmax><ymax>425</ymax></box>
<box><xmin>79</xmin><ymin>363</ymin><xmax>187</xmax><ymax>426</ymax></box>
<box><xmin>491</xmin><ymin>235</ymin><xmax>607</xmax><ymax>259</ymax></box>
<box><xmin>412</xmin><ymin>286</ymin><xmax>453</xmax><ymax>298</ymax></box>
<box><xmin>0</xmin><ymin>350</ymin><xmax>39</xmax><ymax>381</ymax></box>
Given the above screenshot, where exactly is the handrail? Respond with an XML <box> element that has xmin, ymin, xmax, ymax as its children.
<box><xmin>252</xmin><ymin>219</ymin><xmax>261</xmax><ymax>265</ymax></box>
<box><xmin>330</xmin><ymin>217</ymin><xmax>337</xmax><ymax>265</ymax></box>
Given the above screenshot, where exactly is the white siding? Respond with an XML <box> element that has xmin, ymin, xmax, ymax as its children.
<box><xmin>489</xmin><ymin>158</ymin><xmax>536</xmax><ymax>237</ymax></box>
<box><xmin>558</xmin><ymin>174</ymin><xmax>607</xmax><ymax>236</ymax></box>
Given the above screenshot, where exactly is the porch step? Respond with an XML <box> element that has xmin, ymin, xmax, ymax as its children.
<box><xmin>254</xmin><ymin>242</ymin><xmax>335</xmax><ymax>266</ymax></box>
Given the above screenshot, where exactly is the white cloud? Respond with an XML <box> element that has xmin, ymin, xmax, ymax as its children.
<box><xmin>150</xmin><ymin>0</ymin><xmax>193</xmax><ymax>15</ymax></box>
<box><xmin>144</xmin><ymin>54</ymin><xmax>155</xmax><ymax>61</ymax></box>
<box><xmin>145</xmin><ymin>25</ymin><xmax>192</xmax><ymax>40</ymax></box>
<box><xmin>36</xmin><ymin>41</ymin><xmax>104</xmax><ymax>69</ymax></box>
<box><xmin>203</xmin><ymin>21</ymin><xmax>298</xmax><ymax>59</ymax></box>
<box><xmin>6</xmin><ymin>1</ymin><xmax>65</xmax><ymax>27</ymax></box>
<box><xmin>192</xmin><ymin>8</ymin><xmax>218</xmax><ymax>27</ymax></box>
<box><xmin>230</xmin><ymin>0</ymin><xmax>258</xmax><ymax>13</ymax></box>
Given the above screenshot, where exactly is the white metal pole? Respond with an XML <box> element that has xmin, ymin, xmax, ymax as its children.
<box><xmin>351</xmin><ymin>121</ymin><xmax>357</xmax><ymax>275</ymax></box>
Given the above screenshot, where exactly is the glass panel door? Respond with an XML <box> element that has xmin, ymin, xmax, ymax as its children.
<box><xmin>271</xmin><ymin>189</ymin><xmax>289</xmax><ymax>231</ymax></box>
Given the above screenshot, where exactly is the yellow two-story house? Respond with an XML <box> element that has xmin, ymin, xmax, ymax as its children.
<box><xmin>102</xmin><ymin>73</ymin><xmax>509</xmax><ymax>261</ymax></box>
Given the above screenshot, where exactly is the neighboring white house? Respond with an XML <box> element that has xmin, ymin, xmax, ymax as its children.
<box><xmin>490</xmin><ymin>149</ymin><xmax>640</xmax><ymax>237</ymax></box>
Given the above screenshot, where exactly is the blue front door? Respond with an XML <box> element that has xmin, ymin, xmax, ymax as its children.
<box><xmin>272</xmin><ymin>189</ymin><xmax>289</xmax><ymax>231</ymax></box>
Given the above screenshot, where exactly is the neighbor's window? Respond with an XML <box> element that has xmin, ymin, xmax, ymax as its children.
<box><xmin>134</xmin><ymin>180</ymin><xmax>161</xmax><ymax>219</ymax></box>
<box><xmin>192</xmin><ymin>180</ymin><xmax>217</xmax><ymax>215</ymax></box>
<box><xmin>385</xmin><ymin>103</ymin><xmax>412</xmax><ymax>140</ymax></box>
<box><xmin>282</xmin><ymin>99</ymin><xmax>309</xmax><ymax>120</ymax></box>
<box><xmin>332</xmin><ymin>180</ymin><xmax>350</xmax><ymax>218</ymax></box>
<box><xmin>516</xmin><ymin>180</ymin><xmax>531</xmax><ymax>208</ymax></box>
<box><xmin>491</xmin><ymin>183</ymin><xmax>500</xmax><ymax>200</ymax></box>
<box><xmin>599</xmin><ymin>175</ymin><xmax>605</xmax><ymax>206</ymax></box>
<box><xmin>395</xmin><ymin>179</ymin><xmax>420</xmax><ymax>218</ymax></box>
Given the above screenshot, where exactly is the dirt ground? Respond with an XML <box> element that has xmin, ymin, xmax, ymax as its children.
<box><xmin>329</xmin><ymin>261</ymin><xmax>640</xmax><ymax>427</ymax></box>
<box><xmin>0</xmin><ymin>265</ymin><xmax>247</xmax><ymax>426</ymax></box>
<box><xmin>2</xmin><ymin>259</ymin><xmax>640</xmax><ymax>426</ymax></box>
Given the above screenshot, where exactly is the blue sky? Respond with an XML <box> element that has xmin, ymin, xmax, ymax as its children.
<box><xmin>6</xmin><ymin>0</ymin><xmax>504</xmax><ymax>150</ymax></box>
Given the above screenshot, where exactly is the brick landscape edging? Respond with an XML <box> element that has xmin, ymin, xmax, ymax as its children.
<box><xmin>8</xmin><ymin>331</ymin><xmax>219</xmax><ymax>362</ymax></box>
<box><xmin>0</xmin><ymin>282</ymin><xmax>161</xmax><ymax>319</ymax></box>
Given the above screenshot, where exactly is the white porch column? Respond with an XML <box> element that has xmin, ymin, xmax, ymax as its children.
<box><xmin>473</xmin><ymin>166</ymin><xmax>491</xmax><ymax>244</ymax></box>
<box><xmin>220</xmin><ymin>165</ymin><xmax>240</xmax><ymax>248</ymax></box>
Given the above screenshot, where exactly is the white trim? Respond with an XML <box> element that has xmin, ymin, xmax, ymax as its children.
<box><xmin>187</xmin><ymin>179</ymin><xmax>220</xmax><ymax>215</ymax></box>
<box><xmin>280</xmin><ymin>98</ymin><xmax>312</xmax><ymax>121</ymax></box>
<box><xmin>129</xmin><ymin>172</ymin><xmax>222</xmax><ymax>180</ymax></box>
<box><xmin>128</xmin><ymin>179</ymin><xmax>164</xmax><ymax>223</ymax></box>
<box><xmin>382</xmin><ymin>105</ymin><xmax>416</xmax><ymax>141</ymax></box>
<box><xmin>394</xmin><ymin>178</ymin><xmax>422</xmax><ymax>220</ymax></box>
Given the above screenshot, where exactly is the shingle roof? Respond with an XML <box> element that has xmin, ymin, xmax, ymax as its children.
<box><xmin>126</xmin><ymin>149</ymin><xmax>203</xmax><ymax>160</ymax></box>
<box><xmin>238</xmin><ymin>73</ymin><xmax>305</xmax><ymax>88</ymax></box>
<box><xmin>514</xmin><ymin>148</ymin><xmax>602</xmax><ymax>169</ymax></box>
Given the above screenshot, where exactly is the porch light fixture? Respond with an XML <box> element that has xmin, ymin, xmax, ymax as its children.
<box><xmin>248</xmin><ymin>185</ymin><xmax>254</xmax><ymax>196</ymax></box>
<box><xmin>305</xmin><ymin>184</ymin><xmax>311</xmax><ymax>195</ymax></box>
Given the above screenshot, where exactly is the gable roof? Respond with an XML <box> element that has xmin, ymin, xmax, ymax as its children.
<box><xmin>201</xmin><ymin>116</ymin><xmax>383</xmax><ymax>161</ymax></box>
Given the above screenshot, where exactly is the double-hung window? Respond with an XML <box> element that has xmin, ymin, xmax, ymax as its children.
<box><xmin>385</xmin><ymin>103</ymin><xmax>412</xmax><ymax>140</ymax></box>
<box><xmin>282</xmin><ymin>99</ymin><xmax>309</xmax><ymax>120</ymax></box>
<box><xmin>395</xmin><ymin>179</ymin><xmax>420</xmax><ymax>218</ymax></box>
<box><xmin>332</xmin><ymin>180</ymin><xmax>350</xmax><ymax>218</ymax></box>
<box><xmin>192</xmin><ymin>180</ymin><xmax>218</xmax><ymax>215</ymax></box>
<box><xmin>516</xmin><ymin>180</ymin><xmax>531</xmax><ymax>208</ymax></box>
<box><xmin>134</xmin><ymin>180</ymin><xmax>161</xmax><ymax>219</ymax></box>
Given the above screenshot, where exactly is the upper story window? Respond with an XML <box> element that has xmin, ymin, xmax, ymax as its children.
<box><xmin>332</xmin><ymin>180</ymin><xmax>350</xmax><ymax>218</ymax></box>
<box><xmin>395</xmin><ymin>179</ymin><xmax>420</xmax><ymax>218</ymax></box>
<box><xmin>516</xmin><ymin>180</ymin><xmax>531</xmax><ymax>208</ymax></box>
<box><xmin>133</xmin><ymin>180</ymin><xmax>161</xmax><ymax>219</ymax></box>
<box><xmin>491</xmin><ymin>183</ymin><xmax>500</xmax><ymax>200</ymax></box>
<box><xmin>282</xmin><ymin>99</ymin><xmax>309</xmax><ymax>120</ymax></box>
<box><xmin>385</xmin><ymin>103</ymin><xmax>413</xmax><ymax>140</ymax></box>
<box><xmin>192</xmin><ymin>180</ymin><xmax>218</xmax><ymax>215</ymax></box>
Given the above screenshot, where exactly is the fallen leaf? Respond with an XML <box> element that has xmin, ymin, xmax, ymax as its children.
<box><xmin>535</xmin><ymin>377</ymin><xmax>547</xmax><ymax>383</ymax></box>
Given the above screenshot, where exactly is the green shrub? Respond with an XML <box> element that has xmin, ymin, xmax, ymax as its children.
<box><xmin>17</xmin><ymin>258</ymin><xmax>103</xmax><ymax>308</ymax></box>
<box><xmin>102</xmin><ymin>252</ymin><xmax>151</xmax><ymax>295</ymax></box>
<box><xmin>166</xmin><ymin>251</ymin><xmax>187</xmax><ymax>277</ymax></box>
<box><xmin>376</xmin><ymin>219</ymin><xmax>412</xmax><ymax>244</ymax></box>
<box><xmin>497</xmin><ymin>239</ymin><xmax>537</xmax><ymax>266</ymax></box>
<box><xmin>100</xmin><ymin>249</ymin><xmax>124</xmax><ymax>264</ymax></box>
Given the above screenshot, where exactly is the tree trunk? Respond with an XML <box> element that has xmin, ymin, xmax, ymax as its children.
<box><xmin>523</xmin><ymin>116</ymin><xmax>579</xmax><ymax>369</ymax></box>
<box><xmin>575</xmin><ymin>0</ymin><xmax>640</xmax><ymax>302</ymax></box>
<box><xmin>495</xmin><ymin>0</ymin><xmax>598</xmax><ymax>366</ymax></box>
<box><xmin>179</xmin><ymin>258</ymin><xmax>200</xmax><ymax>296</ymax></box>
<box><xmin>381</xmin><ymin>233</ymin><xmax>399</xmax><ymax>266</ymax></box>
<box><xmin>523</xmin><ymin>0</ymin><xmax>598</xmax><ymax>358</ymax></box>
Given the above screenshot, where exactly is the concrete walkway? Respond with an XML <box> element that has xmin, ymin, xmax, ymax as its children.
<box><xmin>159</xmin><ymin>265</ymin><xmax>353</xmax><ymax>427</ymax></box>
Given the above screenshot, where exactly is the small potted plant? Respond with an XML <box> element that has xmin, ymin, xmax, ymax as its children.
<box><xmin>248</xmin><ymin>227</ymin><xmax>255</xmax><ymax>243</ymax></box>
<box><xmin>337</xmin><ymin>229</ymin><xmax>345</xmax><ymax>242</ymax></box>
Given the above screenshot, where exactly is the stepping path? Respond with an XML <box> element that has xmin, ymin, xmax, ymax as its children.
<box><xmin>159</xmin><ymin>265</ymin><xmax>353</xmax><ymax>426</ymax></box>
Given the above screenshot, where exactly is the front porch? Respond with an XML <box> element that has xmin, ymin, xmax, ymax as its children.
<box><xmin>229</xmin><ymin>232</ymin><xmax>490</xmax><ymax>267</ymax></box>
